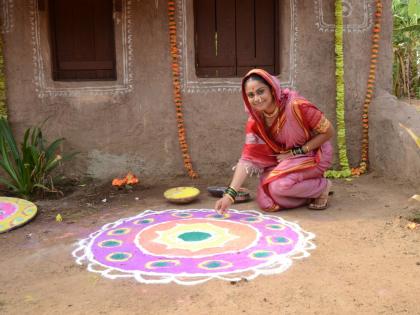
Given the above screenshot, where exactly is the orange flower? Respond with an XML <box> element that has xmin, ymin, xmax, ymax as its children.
<box><xmin>112</xmin><ymin>178</ymin><xmax>126</xmax><ymax>187</ymax></box>
<box><xmin>125</xmin><ymin>172</ymin><xmax>139</xmax><ymax>185</ymax></box>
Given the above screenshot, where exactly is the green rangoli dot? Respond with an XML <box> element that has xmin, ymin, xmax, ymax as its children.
<box><xmin>275</xmin><ymin>237</ymin><xmax>288</xmax><ymax>243</ymax></box>
<box><xmin>110</xmin><ymin>253</ymin><xmax>129</xmax><ymax>260</ymax></box>
<box><xmin>254</xmin><ymin>251</ymin><xmax>272</xmax><ymax>258</ymax></box>
<box><xmin>204</xmin><ymin>261</ymin><xmax>222</xmax><ymax>268</ymax></box>
<box><xmin>178</xmin><ymin>231</ymin><xmax>211</xmax><ymax>242</ymax></box>
<box><xmin>101</xmin><ymin>240</ymin><xmax>121</xmax><ymax>247</ymax></box>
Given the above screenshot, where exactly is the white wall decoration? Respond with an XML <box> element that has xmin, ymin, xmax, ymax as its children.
<box><xmin>314</xmin><ymin>0</ymin><xmax>373</xmax><ymax>32</ymax></box>
<box><xmin>30</xmin><ymin>0</ymin><xmax>134</xmax><ymax>98</ymax></box>
<box><xmin>1</xmin><ymin>0</ymin><xmax>14</xmax><ymax>33</ymax></box>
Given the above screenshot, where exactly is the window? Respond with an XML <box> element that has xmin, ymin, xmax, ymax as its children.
<box><xmin>194</xmin><ymin>0</ymin><xmax>279</xmax><ymax>78</ymax></box>
<box><xmin>49</xmin><ymin>0</ymin><xmax>116</xmax><ymax>81</ymax></box>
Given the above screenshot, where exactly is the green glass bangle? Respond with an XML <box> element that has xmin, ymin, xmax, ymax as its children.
<box><xmin>225</xmin><ymin>186</ymin><xmax>238</xmax><ymax>198</ymax></box>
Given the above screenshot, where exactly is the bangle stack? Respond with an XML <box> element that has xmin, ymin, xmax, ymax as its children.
<box><xmin>291</xmin><ymin>146</ymin><xmax>305</xmax><ymax>156</ymax></box>
<box><xmin>223</xmin><ymin>186</ymin><xmax>238</xmax><ymax>203</ymax></box>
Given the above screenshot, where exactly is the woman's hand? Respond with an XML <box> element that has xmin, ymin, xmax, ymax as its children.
<box><xmin>214</xmin><ymin>195</ymin><xmax>234</xmax><ymax>215</ymax></box>
<box><xmin>275</xmin><ymin>152</ymin><xmax>293</xmax><ymax>163</ymax></box>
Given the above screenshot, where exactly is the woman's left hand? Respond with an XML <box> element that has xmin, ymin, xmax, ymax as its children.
<box><xmin>275</xmin><ymin>152</ymin><xmax>293</xmax><ymax>163</ymax></box>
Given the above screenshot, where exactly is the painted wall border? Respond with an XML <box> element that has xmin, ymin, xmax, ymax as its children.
<box><xmin>30</xmin><ymin>0</ymin><xmax>134</xmax><ymax>98</ymax></box>
<box><xmin>314</xmin><ymin>0</ymin><xmax>373</xmax><ymax>32</ymax></box>
<box><xmin>176</xmin><ymin>0</ymin><xmax>298</xmax><ymax>93</ymax></box>
<box><xmin>1</xmin><ymin>0</ymin><xmax>14</xmax><ymax>34</ymax></box>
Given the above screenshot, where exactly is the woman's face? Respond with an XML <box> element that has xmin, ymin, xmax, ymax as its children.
<box><xmin>244</xmin><ymin>79</ymin><xmax>275</xmax><ymax>113</ymax></box>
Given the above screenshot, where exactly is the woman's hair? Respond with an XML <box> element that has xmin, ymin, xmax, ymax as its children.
<box><xmin>243</xmin><ymin>73</ymin><xmax>271</xmax><ymax>89</ymax></box>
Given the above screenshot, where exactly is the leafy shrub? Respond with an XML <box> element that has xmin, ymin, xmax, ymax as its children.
<box><xmin>0</xmin><ymin>117</ymin><xmax>75</xmax><ymax>199</ymax></box>
<box><xmin>392</xmin><ymin>0</ymin><xmax>420</xmax><ymax>99</ymax></box>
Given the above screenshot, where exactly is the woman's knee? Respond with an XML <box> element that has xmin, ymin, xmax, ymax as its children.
<box><xmin>268</xmin><ymin>177</ymin><xmax>296</xmax><ymax>195</ymax></box>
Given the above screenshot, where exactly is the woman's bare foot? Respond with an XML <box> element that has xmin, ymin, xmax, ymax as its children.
<box><xmin>308</xmin><ymin>180</ymin><xmax>332</xmax><ymax>210</ymax></box>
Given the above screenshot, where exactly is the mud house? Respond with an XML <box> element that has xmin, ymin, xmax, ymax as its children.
<box><xmin>0</xmin><ymin>0</ymin><xmax>418</xmax><ymax>186</ymax></box>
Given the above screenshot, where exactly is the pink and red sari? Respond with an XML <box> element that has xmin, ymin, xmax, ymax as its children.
<box><xmin>239</xmin><ymin>69</ymin><xmax>333</xmax><ymax>211</ymax></box>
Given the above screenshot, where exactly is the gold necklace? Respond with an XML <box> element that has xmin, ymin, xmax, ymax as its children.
<box><xmin>263</xmin><ymin>106</ymin><xmax>279</xmax><ymax>118</ymax></box>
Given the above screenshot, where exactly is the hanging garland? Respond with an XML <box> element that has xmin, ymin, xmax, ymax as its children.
<box><xmin>0</xmin><ymin>33</ymin><xmax>7</xmax><ymax>118</ymax></box>
<box><xmin>327</xmin><ymin>0</ymin><xmax>382</xmax><ymax>178</ymax></box>
<box><xmin>351</xmin><ymin>0</ymin><xmax>382</xmax><ymax>176</ymax></box>
<box><xmin>326</xmin><ymin>0</ymin><xmax>351</xmax><ymax>178</ymax></box>
<box><xmin>167</xmin><ymin>0</ymin><xmax>198</xmax><ymax>178</ymax></box>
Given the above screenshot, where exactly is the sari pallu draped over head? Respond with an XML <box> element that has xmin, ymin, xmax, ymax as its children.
<box><xmin>240</xmin><ymin>69</ymin><xmax>326</xmax><ymax>197</ymax></box>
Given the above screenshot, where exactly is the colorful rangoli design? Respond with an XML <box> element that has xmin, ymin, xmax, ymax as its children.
<box><xmin>0</xmin><ymin>197</ymin><xmax>38</xmax><ymax>233</ymax></box>
<box><xmin>73</xmin><ymin>209</ymin><xmax>315</xmax><ymax>285</ymax></box>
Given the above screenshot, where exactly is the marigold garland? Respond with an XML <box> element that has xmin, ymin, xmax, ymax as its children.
<box><xmin>0</xmin><ymin>33</ymin><xmax>7</xmax><ymax>118</ymax></box>
<box><xmin>327</xmin><ymin>0</ymin><xmax>382</xmax><ymax>178</ymax></box>
<box><xmin>351</xmin><ymin>0</ymin><xmax>382</xmax><ymax>176</ymax></box>
<box><xmin>167</xmin><ymin>0</ymin><xmax>198</xmax><ymax>178</ymax></box>
<box><xmin>326</xmin><ymin>0</ymin><xmax>351</xmax><ymax>179</ymax></box>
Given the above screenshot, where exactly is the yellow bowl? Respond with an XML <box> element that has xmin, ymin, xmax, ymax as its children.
<box><xmin>164</xmin><ymin>187</ymin><xmax>200</xmax><ymax>204</ymax></box>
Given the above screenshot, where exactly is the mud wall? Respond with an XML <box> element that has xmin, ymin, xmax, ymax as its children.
<box><xmin>370</xmin><ymin>91</ymin><xmax>420</xmax><ymax>187</ymax></box>
<box><xmin>1</xmin><ymin>0</ymin><xmax>393</xmax><ymax>183</ymax></box>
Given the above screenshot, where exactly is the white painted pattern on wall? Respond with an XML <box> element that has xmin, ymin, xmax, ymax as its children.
<box><xmin>314</xmin><ymin>0</ymin><xmax>373</xmax><ymax>32</ymax></box>
<box><xmin>30</xmin><ymin>0</ymin><xmax>134</xmax><ymax>98</ymax></box>
<box><xmin>1</xmin><ymin>0</ymin><xmax>14</xmax><ymax>33</ymax></box>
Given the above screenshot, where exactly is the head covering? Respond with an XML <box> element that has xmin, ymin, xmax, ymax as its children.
<box><xmin>241</xmin><ymin>69</ymin><xmax>291</xmax><ymax>118</ymax></box>
<box><xmin>241</xmin><ymin>69</ymin><xmax>291</xmax><ymax>155</ymax></box>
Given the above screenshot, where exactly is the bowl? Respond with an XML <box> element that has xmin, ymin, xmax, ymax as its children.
<box><xmin>207</xmin><ymin>186</ymin><xmax>226</xmax><ymax>198</ymax></box>
<box><xmin>164</xmin><ymin>186</ymin><xmax>200</xmax><ymax>204</ymax></box>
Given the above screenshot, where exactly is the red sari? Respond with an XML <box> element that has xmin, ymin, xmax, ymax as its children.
<box><xmin>239</xmin><ymin>69</ymin><xmax>333</xmax><ymax>211</ymax></box>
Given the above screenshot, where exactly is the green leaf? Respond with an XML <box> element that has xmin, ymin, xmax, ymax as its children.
<box><xmin>0</xmin><ymin>176</ymin><xmax>18</xmax><ymax>192</ymax></box>
<box><xmin>396</xmin><ymin>23</ymin><xmax>420</xmax><ymax>32</ymax></box>
<box><xmin>0</xmin><ymin>117</ymin><xmax>19</xmax><ymax>160</ymax></box>
<box><xmin>0</xmin><ymin>136</ymin><xmax>20</xmax><ymax>184</ymax></box>
<box><xmin>408</xmin><ymin>0</ymin><xmax>416</xmax><ymax>18</ymax></box>
<box><xmin>45</xmin><ymin>138</ymin><xmax>65</xmax><ymax>160</ymax></box>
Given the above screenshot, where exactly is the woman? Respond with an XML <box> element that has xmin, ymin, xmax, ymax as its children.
<box><xmin>215</xmin><ymin>69</ymin><xmax>334</xmax><ymax>214</ymax></box>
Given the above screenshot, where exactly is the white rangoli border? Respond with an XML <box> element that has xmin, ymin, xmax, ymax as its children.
<box><xmin>72</xmin><ymin>208</ymin><xmax>316</xmax><ymax>285</ymax></box>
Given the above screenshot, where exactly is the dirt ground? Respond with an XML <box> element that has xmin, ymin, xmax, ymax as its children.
<box><xmin>1</xmin><ymin>173</ymin><xmax>419</xmax><ymax>315</ymax></box>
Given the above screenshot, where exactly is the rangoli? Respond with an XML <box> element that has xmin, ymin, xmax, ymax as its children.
<box><xmin>73</xmin><ymin>209</ymin><xmax>315</xmax><ymax>285</ymax></box>
<box><xmin>0</xmin><ymin>197</ymin><xmax>38</xmax><ymax>233</ymax></box>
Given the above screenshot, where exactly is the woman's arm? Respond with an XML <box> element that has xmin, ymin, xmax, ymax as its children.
<box><xmin>304</xmin><ymin>123</ymin><xmax>334</xmax><ymax>152</ymax></box>
<box><xmin>275</xmin><ymin>124</ymin><xmax>334</xmax><ymax>163</ymax></box>
<box><xmin>214</xmin><ymin>162</ymin><xmax>249</xmax><ymax>214</ymax></box>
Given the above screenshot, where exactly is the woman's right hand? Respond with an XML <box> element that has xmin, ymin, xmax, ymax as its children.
<box><xmin>214</xmin><ymin>195</ymin><xmax>234</xmax><ymax>215</ymax></box>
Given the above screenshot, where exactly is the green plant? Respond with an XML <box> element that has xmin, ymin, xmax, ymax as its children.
<box><xmin>392</xmin><ymin>0</ymin><xmax>420</xmax><ymax>99</ymax></box>
<box><xmin>0</xmin><ymin>117</ymin><xmax>75</xmax><ymax>199</ymax></box>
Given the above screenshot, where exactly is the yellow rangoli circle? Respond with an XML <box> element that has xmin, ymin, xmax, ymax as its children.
<box><xmin>0</xmin><ymin>197</ymin><xmax>38</xmax><ymax>233</ymax></box>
